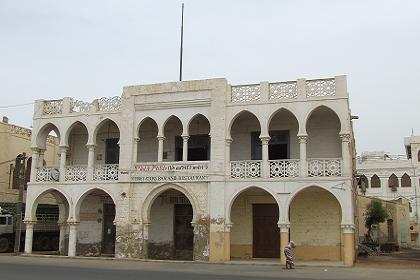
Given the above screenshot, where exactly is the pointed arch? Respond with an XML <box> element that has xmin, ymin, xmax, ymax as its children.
<box><xmin>371</xmin><ymin>174</ymin><xmax>381</xmax><ymax>188</ymax></box>
<box><xmin>304</xmin><ymin>105</ymin><xmax>343</xmax><ymax>132</ymax></box>
<box><xmin>141</xmin><ymin>183</ymin><xmax>200</xmax><ymax>224</ymax></box>
<box><xmin>228</xmin><ymin>110</ymin><xmax>261</xmax><ymax>139</ymax></box>
<box><xmin>267</xmin><ymin>107</ymin><xmax>300</xmax><ymax>134</ymax></box>
<box><xmin>74</xmin><ymin>187</ymin><xmax>117</xmax><ymax>221</ymax></box>
<box><xmin>35</xmin><ymin>122</ymin><xmax>61</xmax><ymax>149</ymax></box>
<box><xmin>27</xmin><ymin>187</ymin><xmax>71</xmax><ymax>222</ymax></box>
<box><xmin>388</xmin><ymin>173</ymin><xmax>399</xmax><ymax>188</ymax></box>
<box><xmin>64</xmin><ymin>120</ymin><xmax>89</xmax><ymax>147</ymax></box>
<box><xmin>401</xmin><ymin>173</ymin><xmax>412</xmax><ymax>187</ymax></box>
<box><xmin>188</xmin><ymin>113</ymin><xmax>210</xmax><ymax>135</ymax></box>
<box><xmin>137</xmin><ymin>117</ymin><xmax>158</xmax><ymax>138</ymax></box>
<box><xmin>92</xmin><ymin>118</ymin><xmax>121</xmax><ymax>143</ymax></box>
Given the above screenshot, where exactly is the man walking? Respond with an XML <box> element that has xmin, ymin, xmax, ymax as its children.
<box><xmin>284</xmin><ymin>241</ymin><xmax>296</xmax><ymax>269</ymax></box>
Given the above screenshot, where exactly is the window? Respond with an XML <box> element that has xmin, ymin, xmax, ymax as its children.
<box><xmin>175</xmin><ymin>135</ymin><xmax>210</xmax><ymax>161</ymax></box>
<box><xmin>371</xmin><ymin>174</ymin><xmax>381</xmax><ymax>188</ymax></box>
<box><xmin>388</xmin><ymin>174</ymin><xmax>399</xmax><ymax>189</ymax></box>
<box><xmin>401</xmin><ymin>173</ymin><xmax>412</xmax><ymax>187</ymax></box>
<box><xmin>251</xmin><ymin>130</ymin><xmax>290</xmax><ymax>160</ymax></box>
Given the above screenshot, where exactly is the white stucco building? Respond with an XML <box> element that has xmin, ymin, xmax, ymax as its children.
<box><xmin>356</xmin><ymin>136</ymin><xmax>420</xmax><ymax>247</ymax></box>
<box><xmin>23</xmin><ymin>76</ymin><xmax>357</xmax><ymax>265</ymax></box>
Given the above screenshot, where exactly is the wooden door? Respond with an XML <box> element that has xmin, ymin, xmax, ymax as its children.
<box><xmin>102</xmin><ymin>204</ymin><xmax>116</xmax><ymax>255</ymax></box>
<box><xmin>174</xmin><ymin>204</ymin><xmax>194</xmax><ymax>260</ymax></box>
<box><xmin>253</xmin><ymin>204</ymin><xmax>280</xmax><ymax>258</ymax></box>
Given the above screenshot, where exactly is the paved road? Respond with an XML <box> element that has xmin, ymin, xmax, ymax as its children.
<box><xmin>0</xmin><ymin>255</ymin><xmax>418</xmax><ymax>280</ymax></box>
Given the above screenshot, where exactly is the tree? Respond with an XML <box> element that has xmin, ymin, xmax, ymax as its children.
<box><xmin>364</xmin><ymin>200</ymin><xmax>388</xmax><ymax>243</ymax></box>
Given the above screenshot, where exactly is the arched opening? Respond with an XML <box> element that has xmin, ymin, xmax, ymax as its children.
<box><xmin>267</xmin><ymin>109</ymin><xmax>300</xmax><ymax>177</ymax></box>
<box><xmin>75</xmin><ymin>189</ymin><xmax>116</xmax><ymax>257</ymax></box>
<box><xmin>388</xmin><ymin>174</ymin><xmax>399</xmax><ymax>189</ymax></box>
<box><xmin>230</xmin><ymin>187</ymin><xmax>279</xmax><ymax>259</ymax></box>
<box><xmin>66</xmin><ymin>122</ymin><xmax>89</xmax><ymax>165</ymax></box>
<box><xmin>95</xmin><ymin>119</ymin><xmax>120</xmax><ymax>164</ymax></box>
<box><xmin>137</xmin><ymin>117</ymin><xmax>158</xmax><ymax>162</ymax></box>
<box><xmin>371</xmin><ymin>174</ymin><xmax>381</xmax><ymax>188</ymax></box>
<box><xmin>401</xmin><ymin>173</ymin><xmax>412</xmax><ymax>187</ymax></box>
<box><xmin>306</xmin><ymin>106</ymin><xmax>341</xmax><ymax>158</ymax></box>
<box><xmin>358</xmin><ymin>175</ymin><xmax>369</xmax><ymax>194</ymax></box>
<box><xmin>163</xmin><ymin>116</ymin><xmax>183</xmax><ymax>162</ymax></box>
<box><xmin>187</xmin><ymin>114</ymin><xmax>211</xmax><ymax>161</ymax></box>
<box><xmin>28</xmin><ymin>189</ymin><xmax>69</xmax><ymax>255</ymax></box>
<box><xmin>34</xmin><ymin>123</ymin><xmax>60</xmax><ymax>181</ymax></box>
<box><xmin>148</xmin><ymin>189</ymin><xmax>194</xmax><ymax>260</ymax></box>
<box><xmin>289</xmin><ymin>186</ymin><xmax>342</xmax><ymax>261</ymax></box>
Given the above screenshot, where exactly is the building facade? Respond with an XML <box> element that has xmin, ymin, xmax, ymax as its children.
<box><xmin>23</xmin><ymin>76</ymin><xmax>356</xmax><ymax>265</ymax></box>
<box><xmin>356</xmin><ymin>137</ymin><xmax>420</xmax><ymax>247</ymax></box>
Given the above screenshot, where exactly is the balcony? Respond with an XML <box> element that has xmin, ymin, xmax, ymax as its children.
<box><xmin>35</xmin><ymin>164</ymin><xmax>119</xmax><ymax>183</ymax></box>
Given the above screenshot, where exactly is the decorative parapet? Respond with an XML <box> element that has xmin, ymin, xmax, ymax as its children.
<box><xmin>42</xmin><ymin>99</ymin><xmax>63</xmax><ymax>115</ymax></box>
<box><xmin>305</xmin><ymin>78</ymin><xmax>336</xmax><ymax>97</ymax></box>
<box><xmin>71</xmin><ymin>99</ymin><xmax>92</xmax><ymax>113</ymax></box>
<box><xmin>231</xmin><ymin>84</ymin><xmax>261</xmax><ymax>102</ymax></box>
<box><xmin>98</xmin><ymin>96</ymin><xmax>121</xmax><ymax>111</ymax></box>
<box><xmin>8</xmin><ymin>124</ymin><xmax>57</xmax><ymax>144</ymax></box>
<box><xmin>308</xmin><ymin>158</ymin><xmax>342</xmax><ymax>177</ymax></box>
<box><xmin>269</xmin><ymin>81</ymin><xmax>297</xmax><ymax>100</ymax></box>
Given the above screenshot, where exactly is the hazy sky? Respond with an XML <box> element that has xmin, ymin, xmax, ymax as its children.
<box><xmin>0</xmin><ymin>0</ymin><xmax>419</xmax><ymax>154</ymax></box>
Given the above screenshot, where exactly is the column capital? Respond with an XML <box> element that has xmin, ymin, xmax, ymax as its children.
<box><xmin>278</xmin><ymin>223</ymin><xmax>290</xmax><ymax>233</ymax></box>
<box><xmin>259</xmin><ymin>135</ymin><xmax>271</xmax><ymax>144</ymax></box>
<box><xmin>86</xmin><ymin>144</ymin><xmax>96</xmax><ymax>150</ymax></box>
<box><xmin>341</xmin><ymin>224</ymin><xmax>355</xmax><ymax>233</ymax></box>
<box><xmin>298</xmin><ymin>135</ymin><xmax>308</xmax><ymax>143</ymax></box>
<box><xmin>31</xmin><ymin>147</ymin><xmax>41</xmax><ymax>154</ymax></box>
<box><xmin>181</xmin><ymin>135</ymin><xmax>190</xmax><ymax>141</ymax></box>
<box><xmin>67</xmin><ymin>220</ymin><xmax>80</xmax><ymax>226</ymax></box>
<box><xmin>224</xmin><ymin>223</ymin><xmax>233</xmax><ymax>232</ymax></box>
<box><xmin>134</xmin><ymin>137</ymin><xmax>140</xmax><ymax>142</ymax></box>
<box><xmin>38</xmin><ymin>148</ymin><xmax>46</xmax><ymax>155</ymax></box>
<box><xmin>59</xmin><ymin>145</ymin><xmax>69</xmax><ymax>152</ymax></box>
<box><xmin>340</xmin><ymin>133</ymin><xmax>351</xmax><ymax>142</ymax></box>
<box><xmin>157</xmin><ymin>135</ymin><xmax>166</xmax><ymax>141</ymax></box>
<box><xmin>23</xmin><ymin>219</ymin><xmax>37</xmax><ymax>225</ymax></box>
<box><xmin>226</xmin><ymin>138</ymin><xmax>233</xmax><ymax>145</ymax></box>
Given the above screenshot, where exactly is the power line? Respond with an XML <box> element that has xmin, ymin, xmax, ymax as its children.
<box><xmin>0</xmin><ymin>102</ymin><xmax>34</xmax><ymax>109</ymax></box>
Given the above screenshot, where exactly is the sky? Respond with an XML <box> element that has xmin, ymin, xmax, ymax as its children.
<box><xmin>0</xmin><ymin>0</ymin><xmax>419</xmax><ymax>154</ymax></box>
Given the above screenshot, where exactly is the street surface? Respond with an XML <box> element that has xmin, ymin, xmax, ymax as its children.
<box><xmin>0</xmin><ymin>255</ymin><xmax>418</xmax><ymax>280</ymax></box>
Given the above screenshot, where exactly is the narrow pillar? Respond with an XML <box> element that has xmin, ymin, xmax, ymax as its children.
<box><xmin>278</xmin><ymin>223</ymin><xmax>290</xmax><ymax>265</ymax></box>
<box><xmin>30</xmin><ymin>148</ymin><xmax>40</xmax><ymax>182</ymax></box>
<box><xmin>142</xmin><ymin>223</ymin><xmax>150</xmax><ymax>259</ymax></box>
<box><xmin>260</xmin><ymin>136</ymin><xmax>271</xmax><ymax>178</ymax></box>
<box><xmin>182</xmin><ymin>135</ymin><xmax>189</xmax><ymax>162</ymax></box>
<box><xmin>157</xmin><ymin>136</ymin><xmax>165</xmax><ymax>162</ymax></box>
<box><xmin>23</xmin><ymin>220</ymin><xmax>36</xmax><ymax>254</ymax></box>
<box><xmin>340</xmin><ymin>133</ymin><xmax>351</xmax><ymax>177</ymax></box>
<box><xmin>38</xmin><ymin>149</ymin><xmax>45</xmax><ymax>167</ymax></box>
<box><xmin>67</xmin><ymin>222</ymin><xmax>79</xmax><ymax>257</ymax></box>
<box><xmin>59</xmin><ymin>146</ymin><xmax>68</xmax><ymax>182</ymax></box>
<box><xmin>342</xmin><ymin>224</ymin><xmax>355</xmax><ymax>266</ymax></box>
<box><xmin>86</xmin><ymin>144</ymin><xmax>95</xmax><ymax>181</ymax></box>
<box><xmin>133</xmin><ymin>137</ymin><xmax>140</xmax><ymax>163</ymax></box>
<box><xmin>224</xmin><ymin>223</ymin><xmax>232</xmax><ymax>261</ymax></box>
<box><xmin>225</xmin><ymin>138</ymin><xmax>233</xmax><ymax>177</ymax></box>
<box><xmin>298</xmin><ymin>135</ymin><xmax>308</xmax><ymax>177</ymax></box>
<box><xmin>58</xmin><ymin>222</ymin><xmax>67</xmax><ymax>255</ymax></box>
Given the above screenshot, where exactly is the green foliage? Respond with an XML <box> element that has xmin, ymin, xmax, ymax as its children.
<box><xmin>365</xmin><ymin>200</ymin><xmax>388</xmax><ymax>229</ymax></box>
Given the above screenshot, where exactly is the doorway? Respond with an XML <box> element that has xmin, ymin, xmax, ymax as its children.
<box><xmin>253</xmin><ymin>204</ymin><xmax>280</xmax><ymax>258</ymax></box>
<box><xmin>174</xmin><ymin>204</ymin><xmax>194</xmax><ymax>260</ymax></box>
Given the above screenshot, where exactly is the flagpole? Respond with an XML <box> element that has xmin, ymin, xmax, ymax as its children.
<box><xmin>179</xmin><ymin>3</ymin><xmax>184</xmax><ymax>81</ymax></box>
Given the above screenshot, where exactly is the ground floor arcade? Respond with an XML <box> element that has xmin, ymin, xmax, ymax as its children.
<box><xmin>23</xmin><ymin>180</ymin><xmax>355</xmax><ymax>265</ymax></box>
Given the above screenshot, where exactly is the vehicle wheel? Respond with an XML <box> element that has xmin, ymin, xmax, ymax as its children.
<box><xmin>0</xmin><ymin>237</ymin><xmax>10</xmax><ymax>253</ymax></box>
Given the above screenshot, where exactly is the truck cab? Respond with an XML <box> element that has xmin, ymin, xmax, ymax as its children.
<box><xmin>0</xmin><ymin>214</ymin><xmax>14</xmax><ymax>235</ymax></box>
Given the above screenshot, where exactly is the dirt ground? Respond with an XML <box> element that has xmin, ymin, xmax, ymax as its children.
<box><xmin>356</xmin><ymin>247</ymin><xmax>420</xmax><ymax>269</ymax></box>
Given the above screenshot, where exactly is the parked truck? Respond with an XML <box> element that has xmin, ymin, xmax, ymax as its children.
<box><xmin>0</xmin><ymin>205</ymin><xmax>60</xmax><ymax>253</ymax></box>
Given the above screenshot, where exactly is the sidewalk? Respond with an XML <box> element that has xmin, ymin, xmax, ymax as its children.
<box><xmin>356</xmin><ymin>248</ymin><xmax>420</xmax><ymax>269</ymax></box>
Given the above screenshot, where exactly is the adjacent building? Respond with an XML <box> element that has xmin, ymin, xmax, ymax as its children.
<box><xmin>23</xmin><ymin>76</ymin><xmax>357</xmax><ymax>265</ymax></box>
<box><xmin>356</xmin><ymin>136</ymin><xmax>420</xmax><ymax>247</ymax></box>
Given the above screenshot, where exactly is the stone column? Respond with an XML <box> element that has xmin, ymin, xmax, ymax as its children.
<box><xmin>67</xmin><ymin>221</ymin><xmax>79</xmax><ymax>257</ymax></box>
<box><xmin>24</xmin><ymin>220</ymin><xmax>36</xmax><ymax>254</ymax></box>
<box><xmin>30</xmin><ymin>148</ymin><xmax>40</xmax><ymax>183</ymax></box>
<box><xmin>342</xmin><ymin>224</ymin><xmax>355</xmax><ymax>266</ymax></box>
<box><xmin>182</xmin><ymin>135</ymin><xmax>189</xmax><ymax>162</ymax></box>
<box><xmin>157</xmin><ymin>136</ymin><xmax>165</xmax><ymax>162</ymax></box>
<box><xmin>260</xmin><ymin>136</ymin><xmax>271</xmax><ymax>178</ymax></box>
<box><xmin>224</xmin><ymin>223</ymin><xmax>232</xmax><ymax>261</ymax></box>
<box><xmin>38</xmin><ymin>149</ymin><xmax>45</xmax><ymax>167</ymax></box>
<box><xmin>59</xmin><ymin>146</ymin><xmax>68</xmax><ymax>182</ymax></box>
<box><xmin>298</xmin><ymin>135</ymin><xmax>308</xmax><ymax>177</ymax></box>
<box><xmin>58</xmin><ymin>222</ymin><xmax>68</xmax><ymax>255</ymax></box>
<box><xmin>133</xmin><ymin>137</ymin><xmax>140</xmax><ymax>163</ymax></box>
<box><xmin>225</xmin><ymin>138</ymin><xmax>233</xmax><ymax>177</ymax></box>
<box><xmin>278</xmin><ymin>223</ymin><xmax>290</xmax><ymax>265</ymax></box>
<box><xmin>340</xmin><ymin>133</ymin><xmax>351</xmax><ymax>177</ymax></box>
<box><xmin>86</xmin><ymin>144</ymin><xmax>95</xmax><ymax>181</ymax></box>
<box><xmin>142</xmin><ymin>223</ymin><xmax>150</xmax><ymax>259</ymax></box>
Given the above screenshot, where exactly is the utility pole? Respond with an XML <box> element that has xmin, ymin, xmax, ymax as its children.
<box><xmin>14</xmin><ymin>153</ymin><xmax>26</xmax><ymax>254</ymax></box>
<box><xmin>179</xmin><ymin>3</ymin><xmax>184</xmax><ymax>81</ymax></box>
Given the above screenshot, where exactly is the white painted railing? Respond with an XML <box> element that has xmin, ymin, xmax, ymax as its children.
<box><xmin>64</xmin><ymin>165</ymin><xmax>87</xmax><ymax>182</ymax></box>
<box><xmin>231</xmin><ymin>84</ymin><xmax>261</xmax><ymax>102</ymax></box>
<box><xmin>35</xmin><ymin>167</ymin><xmax>60</xmax><ymax>182</ymax></box>
<box><xmin>269</xmin><ymin>160</ymin><xmax>300</xmax><ymax>178</ymax></box>
<box><xmin>93</xmin><ymin>164</ymin><xmax>119</xmax><ymax>181</ymax></box>
<box><xmin>308</xmin><ymin>158</ymin><xmax>342</xmax><ymax>177</ymax></box>
<box><xmin>230</xmin><ymin>160</ymin><xmax>262</xmax><ymax>179</ymax></box>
